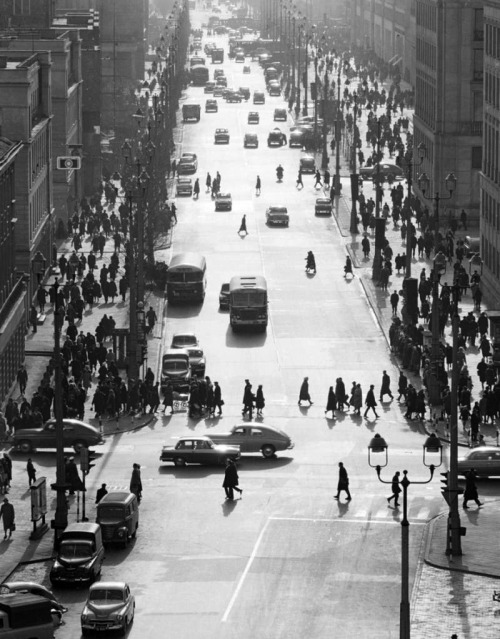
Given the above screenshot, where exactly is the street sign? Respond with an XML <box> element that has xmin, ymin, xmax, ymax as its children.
<box><xmin>57</xmin><ymin>156</ymin><xmax>81</xmax><ymax>170</ymax></box>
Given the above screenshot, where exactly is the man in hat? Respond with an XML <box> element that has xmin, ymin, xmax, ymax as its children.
<box><xmin>0</xmin><ymin>498</ymin><xmax>15</xmax><ymax>539</ymax></box>
<box><xmin>95</xmin><ymin>483</ymin><xmax>108</xmax><ymax>504</ymax></box>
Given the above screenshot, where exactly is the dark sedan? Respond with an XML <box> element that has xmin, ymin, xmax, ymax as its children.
<box><xmin>210</xmin><ymin>423</ymin><xmax>294</xmax><ymax>458</ymax></box>
<box><xmin>159</xmin><ymin>436</ymin><xmax>240</xmax><ymax>467</ymax></box>
<box><xmin>13</xmin><ymin>419</ymin><xmax>104</xmax><ymax>454</ymax></box>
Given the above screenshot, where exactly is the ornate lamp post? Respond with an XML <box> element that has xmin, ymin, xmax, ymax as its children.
<box><xmin>295</xmin><ymin>17</ymin><xmax>304</xmax><ymax>118</ymax></box>
<box><xmin>418</xmin><ymin>171</ymin><xmax>457</xmax><ymax>406</ymax></box>
<box><xmin>368</xmin><ymin>432</ymin><xmax>443</xmax><ymax>639</ymax></box>
<box><xmin>400</xmin><ymin>142</ymin><xmax>426</xmax><ymax>278</ymax></box>
<box><xmin>333</xmin><ymin>64</ymin><xmax>342</xmax><ymax>196</ymax></box>
<box><xmin>302</xmin><ymin>26</ymin><xmax>315</xmax><ymax>116</ymax></box>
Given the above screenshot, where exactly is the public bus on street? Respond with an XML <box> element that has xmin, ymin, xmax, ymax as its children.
<box><xmin>229</xmin><ymin>275</ymin><xmax>268</xmax><ymax>331</ymax></box>
<box><xmin>166</xmin><ymin>253</ymin><xmax>207</xmax><ymax>304</ymax></box>
<box><xmin>190</xmin><ymin>65</ymin><xmax>209</xmax><ymax>86</ymax></box>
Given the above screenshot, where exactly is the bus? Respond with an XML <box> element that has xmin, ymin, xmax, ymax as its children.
<box><xmin>166</xmin><ymin>253</ymin><xmax>207</xmax><ymax>303</ymax></box>
<box><xmin>229</xmin><ymin>276</ymin><xmax>268</xmax><ymax>331</ymax></box>
<box><xmin>211</xmin><ymin>48</ymin><xmax>224</xmax><ymax>64</ymax></box>
<box><xmin>190</xmin><ymin>65</ymin><xmax>209</xmax><ymax>86</ymax></box>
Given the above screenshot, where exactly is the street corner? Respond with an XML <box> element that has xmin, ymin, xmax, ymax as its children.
<box><xmin>91</xmin><ymin>411</ymin><xmax>158</xmax><ymax>437</ymax></box>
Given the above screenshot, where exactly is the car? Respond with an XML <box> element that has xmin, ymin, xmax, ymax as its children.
<box><xmin>289</xmin><ymin>129</ymin><xmax>305</xmax><ymax>147</ymax></box>
<box><xmin>161</xmin><ymin>349</ymin><xmax>191</xmax><ymax>391</ymax></box>
<box><xmin>238</xmin><ymin>86</ymin><xmax>250</xmax><ymax>100</ymax></box>
<box><xmin>359</xmin><ymin>162</ymin><xmax>404</xmax><ymax>182</ymax></box>
<box><xmin>225</xmin><ymin>91</ymin><xmax>242</xmax><ymax>103</ymax></box>
<box><xmin>213</xmin><ymin>86</ymin><xmax>223</xmax><ymax>97</ymax></box>
<box><xmin>186</xmin><ymin>347</ymin><xmax>206</xmax><ymax>377</ymax></box>
<box><xmin>13</xmin><ymin>418</ymin><xmax>104</xmax><ymax>454</ymax></box>
<box><xmin>176</xmin><ymin>177</ymin><xmax>193</xmax><ymax>197</ymax></box>
<box><xmin>219</xmin><ymin>282</ymin><xmax>230</xmax><ymax>310</ymax></box>
<box><xmin>300</xmin><ymin>154</ymin><xmax>316</xmax><ymax>173</ymax></box>
<box><xmin>189</xmin><ymin>56</ymin><xmax>206</xmax><ymax>67</ymax></box>
<box><xmin>205</xmin><ymin>98</ymin><xmax>218</xmax><ymax>112</ymax></box>
<box><xmin>243</xmin><ymin>65</ymin><xmax>251</xmax><ymax>73</ymax></box>
<box><xmin>81</xmin><ymin>582</ymin><xmax>135</xmax><ymax>636</ymax></box>
<box><xmin>235</xmin><ymin>52</ymin><xmax>245</xmax><ymax>62</ymax></box>
<box><xmin>171</xmin><ymin>332</ymin><xmax>199</xmax><ymax>349</ymax></box>
<box><xmin>274</xmin><ymin>108</ymin><xmax>287</xmax><ymax>122</ymax></box>
<box><xmin>215</xmin><ymin>75</ymin><xmax>227</xmax><ymax>87</ymax></box>
<box><xmin>248</xmin><ymin>111</ymin><xmax>259</xmax><ymax>124</ymax></box>
<box><xmin>457</xmin><ymin>447</ymin><xmax>500</xmax><ymax>477</ymax></box>
<box><xmin>268</xmin><ymin>82</ymin><xmax>281</xmax><ymax>96</ymax></box>
<box><xmin>258</xmin><ymin>52</ymin><xmax>271</xmax><ymax>65</ymax></box>
<box><xmin>253</xmin><ymin>91</ymin><xmax>265</xmax><ymax>104</ymax></box>
<box><xmin>209</xmin><ymin>423</ymin><xmax>294</xmax><ymax>458</ymax></box>
<box><xmin>267</xmin><ymin>128</ymin><xmax>287</xmax><ymax>146</ymax></box>
<box><xmin>215</xmin><ymin>192</ymin><xmax>232</xmax><ymax>211</ymax></box>
<box><xmin>214</xmin><ymin>128</ymin><xmax>230</xmax><ymax>143</ymax></box>
<box><xmin>315</xmin><ymin>198</ymin><xmax>333</xmax><ymax>216</ymax></box>
<box><xmin>204</xmin><ymin>81</ymin><xmax>216</xmax><ymax>93</ymax></box>
<box><xmin>0</xmin><ymin>582</ymin><xmax>67</xmax><ymax>627</ymax></box>
<box><xmin>297</xmin><ymin>116</ymin><xmax>324</xmax><ymax>127</ymax></box>
<box><xmin>214</xmin><ymin>68</ymin><xmax>224</xmax><ymax>79</ymax></box>
<box><xmin>244</xmin><ymin>133</ymin><xmax>258</xmax><ymax>148</ymax></box>
<box><xmin>159</xmin><ymin>436</ymin><xmax>241</xmax><ymax>467</ymax></box>
<box><xmin>177</xmin><ymin>152</ymin><xmax>198</xmax><ymax>174</ymax></box>
<box><xmin>266</xmin><ymin>205</ymin><xmax>289</xmax><ymax>227</ymax></box>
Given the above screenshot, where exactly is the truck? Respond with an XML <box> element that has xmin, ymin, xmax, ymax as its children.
<box><xmin>182</xmin><ymin>104</ymin><xmax>201</xmax><ymax>122</ymax></box>
<box><xmin>211</xmin><ymin>48</ymin><xmax>224</xmax><ymax>64</ymax></box>
<box><xmin>0</xmin><ymin>593</ymin><xmax>54</xmax><ymax>639</ymax></box>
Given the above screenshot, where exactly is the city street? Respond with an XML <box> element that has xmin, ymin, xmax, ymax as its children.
<box><xmin>41</xmin><ymin>10</ymin><xmax>447</xmax><ymax>639</ymax></box>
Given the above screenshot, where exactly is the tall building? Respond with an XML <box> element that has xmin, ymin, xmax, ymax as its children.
<box><xmin>0</xmin><ymin>136</ymin><xmax>26</xmax><ymax>406</ymax></box>
<box><xmin>480</xmin><ymin>0</ymin><xmax>500</xmax><ymax>305</ymax></box>
<box><xmin>413</xmin><ymin>0</ymin><xmax>483</xmax><ymax>223</ymax></box>
<box><xmin>0</xmin><ymin>50</ymin><xmax>54</xmax><ymax>304</ymax></box>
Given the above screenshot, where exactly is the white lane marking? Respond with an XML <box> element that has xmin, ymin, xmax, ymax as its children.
<box><xmin>221</xmin><ymin>517</ymin><xmax>270</xmax><ymax>623</ymax></box>
<box><xmin>269</xmin><ymin>516</ymin><xmax>426</xmax><ymax>526</ymax></box>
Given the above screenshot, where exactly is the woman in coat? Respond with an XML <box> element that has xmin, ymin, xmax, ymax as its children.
<box><xmin>298</xmin><ymin>377</ymin><xmax>313</xmax><ymax>406</ymax></box>
<box><xmin>255</xmin><ymin>385</ymin><xmax>265</xmax><ymax>416</ymax></box>
<box><xmin>223</xmin><ymin>459</ymin><xmax>242</xmax><ymax>500</ymax></box>
<box><xmin>350</xmin><ymin>383</ymin><xmax>363</xmax><ymax>415</ymax></box>
<box><xmin>335</xmin><ymin>378</ymin><xmax>347</xmax><ymax>411</ymax></box>
<box><xmin>129</xmin><ymin>464</ymin><xmax>143</xmax><ymax>503</ymax></box>
<box><xmin>0</xmin><ymin>498</ymin><xmax>15</xmax><ymax>539</ymax></box>
<box><xmin>325</xmin><ymin>387</ymin><xmax>336</xmax><ymax>416</ymax></box>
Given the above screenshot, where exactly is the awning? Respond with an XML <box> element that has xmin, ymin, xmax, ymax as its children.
<box><xmin>389</xmin><ymin>55</ymin><xmax>402</xmax><ymax>66</ymax></box>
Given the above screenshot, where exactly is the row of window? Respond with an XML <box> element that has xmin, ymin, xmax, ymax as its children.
<box><xmin>415</xmin><ymin>73</ymin><xmax>436</xmax><ymax>128</ymax></box>
<box><xmin>29</xmin><ymin>176</ymin><xmax>49</xmax><ymax>242</ymax></box>
<box><xmin>481</xmin><ymin>188</ymin><xmax>500</xmax><ymax>232</ymax></box>
<box><xmin>483</xmin><ymin>120</ymin><xmax>500</xmax><ymax>186</ymax></box>
<box><xmin>485</xmin><ymin>69</ymin><xmax>500</xmax><ymax>109</ymax></box>
<box><xmin>0</xmin><ymin>322</ymin><xmax>25</xmax><ymax>406</ymax></box>
<box><xmin>416</xmin><ymin>1</ymin><xmax>437</xmax><ymax>32</ymax></box>
<box><xmin>416</xmin><ymin>37</ymin><xmax>436</xmax><ymax>70</ymax></box>
<box><xmin>29</xmin><ymin>130</ymin><xmax>49</xmax><ymax>188</ymax></box>
<box><xmin>0</xmin><ymin>165</ymin><xmax>16</xmax><ymax>241</ymax></box>
<box><xmin>484</xmin><ymin>21</ymin><xmax>500</xmax><ymax>60</ymax></box>
<box><xmin>481</xmin><ymin>233</ymin><xmax>500</xmax><ymax>282</ymax></box>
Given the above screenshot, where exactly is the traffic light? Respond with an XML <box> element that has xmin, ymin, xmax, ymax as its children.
<box><xmin>80</xmin><ymin>448</ymin><xmax>97</xmax><ymax>474</ymax></box>
<box><xmin>440</xmin><ymin>471</ymin><xmax>449</xmax><ymax>496</ymax></box>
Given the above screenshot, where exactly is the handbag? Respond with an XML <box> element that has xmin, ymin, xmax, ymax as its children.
<box><xmin>220</xmin><ymin>400</ymin><xmax>225</xmax><ymax>406</ymax></box>
<box><xmin>10</xmin><ymin>523</ymin><xmax>15</xmax><ymax>531</ymax></box>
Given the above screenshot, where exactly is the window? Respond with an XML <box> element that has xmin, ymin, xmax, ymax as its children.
<box><xmin>472</xmin><ymin>147</ymin><xmax>482</xmax><ymax>170</ymax></box>
<box><xmin>13</xmin><ymin>0</ymin><xmax>31</xmax><ymax>14</ymax></box>
<box><xmin>473</xmin><ymin>49</ymin><xmax>483</xmax><ymax>80</ymax></box>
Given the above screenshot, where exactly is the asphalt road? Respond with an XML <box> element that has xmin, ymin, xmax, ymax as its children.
<box><xmin>50</xmin><ymin>7</ymin><xmax>446</xmax><ymax>639</ymax></box>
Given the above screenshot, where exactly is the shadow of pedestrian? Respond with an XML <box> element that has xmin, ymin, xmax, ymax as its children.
<box><xmin>298</xmin><ymin>405</ymin><xmax>311</xmax><ymax>415</ymax></box>
<box><xmin>325</xmin><ymin>416</ymin><xmax>337</xmax><ymax>430</ymax></box>
<box><xmin>334</xmin><ymin>500</ymin><xmax>351</xmax><ymax>518</ymax></box>
<box><xmin>222</xmin><ymin>499</ymin><xmax>239</xmax><ymax>517</ymax></box>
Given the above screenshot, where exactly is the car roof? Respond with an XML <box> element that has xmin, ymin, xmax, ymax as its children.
<box><xmin>178</xmin><ymin>435</ymin><xmax>213</xmax><ymax>442</ymax></box>
<box><xmin>216</xmin><ymin>128</ymin><xmax>228</xmax><ymax>132</ymax></box>
<box><xmin>89</xmin><ymin>582</ymin><xmax>128</xmax><ymax>591</ymax></box>
<box><xmin>177</xmin><ymin>177</ymin><xmax>192</xmax><ymax>182</ymax></box>
<box><xmin>268</xmin><ymin>205</ymin><xmax>287</xmax><ymax>211</ymax></box>
<box><xmin>217</xmin><ymin>192</ymin><xmax>231</xmax><ymax>197</ymax></box>
<box><xmin>2</xmin><ymin>582</ymin><xmax>53</xmax><ymax>593</ymax></box>
<box><xmin>464</xmin><ymin>446</ymin><xmax>499</xmax><ymax>456</ymax></box>
<box><xmin>172</xmin><ymin>332</ymin><xmax>197</xmax><ymax>339</ymax></box>
<box><xmin>316</xmin><ymin>198</ymin><xmax>331</xmax><ymax>203</ymax></box>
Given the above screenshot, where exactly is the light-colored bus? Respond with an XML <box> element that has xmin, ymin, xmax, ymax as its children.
<box><xmin>229</xmin><ymin>275</ymin><xmax>268</xmax><ymax>331</ymax></box>
<box><xmin>166</xmin><ymin>253</ymin><xmax>207</xmax><ymax>303</ymax></box>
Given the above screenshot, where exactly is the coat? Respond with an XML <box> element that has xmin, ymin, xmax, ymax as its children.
<box><xmin>326</xmin><ymin>388</ymin><xmax>336</xmax><ymax>412</ymax></box>
<box><xmin>299</xmin><ymin>380</ymin><xmax>311</xmax><ymax>401</ymax></box>
<box><xmin>130</xmin><ymin>469</ymin><xmax>142</xmax><ymax>495</ymax></box>
<box><xmin>350</xmin><ymin>386</ymin><xmax>362</xmax><ymax>410</ymax></box>
<box><xmin>0</xmin><ymin>502</ymin><xmax>15</xmax><ymax>530</ymax></box>
<box><xmin>365</xmin><ymin>389</ymin><xmax>377</xmax><ymax>408</ymax></box>
<box><xmin>337</xmin><ymin>466</ymin><xmax>349</xmax><ymax>490</ymax></box>
<box><xmin>223</xmin><ymin>463</ymin><xmax>239</xmax><ymax>489</ymax></box>
<box><xmin>256</xmin><ymin>388</ymin><xmax>265</xmax><ymax>410</ymax></box>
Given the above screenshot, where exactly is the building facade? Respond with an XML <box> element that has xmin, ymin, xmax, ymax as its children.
<box><xmin>0</xmin><ymin>51</ymin><xmax>54</xmax><ymax>304</ymax></box>
<box><xmin>0</xmin><ymin>136</ymin><xmax>25</xmax><ymax>407</ymax></box>
<box><xmin>413</xmin><ymin>0</ymin><xmax>483</xmax><ymax>223</ymax></box>
<box><xmin>480</xmin><ymin>0</ymin><xmax>500</xmax><ymax>305</ymax></box>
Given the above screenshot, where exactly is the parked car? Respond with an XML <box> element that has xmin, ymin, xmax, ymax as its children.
<box><xmin>205</xmin><ymin>99</ymin><xmax>218</xmax><ymax>112</ymax></box>
<box><xmin>268</xmin><ymin>82</ymin><xmax>281</xmax><ymax>96</ymax></box>
<box><xmin>215</xmin><ymin>192</ymin><xmax>232</xmax><ymax>211</ymax></box>
<box><xmin>0</xmin><ymin>582</ymin><xmax>67</xmax><ymax>627</ymax></box>
<box><xmin>253</xmin><ymin>91</ymin><xmax>265</xmax><ymax>104</ymax></box>
<box><xmin>315</xmin><ymin>198</ymin><xmax>332</xmax><ymax>216</ymax></box>
<box><xmin>81</xmin><ymin>582</ymin><xmax>135</xmax><ymax>636</ymax></box>
<box><xmin>176</xmin><ymin>177</ymin><xmax>193</xmax><ymax>197</ymax></box>
<box><xmin>219</xmin><ymin>283</ymin><xmax>230</xmax><ymax>310</ymax></box>
<box><xmin>274</xmin><ymin>108</ymin><xmax>287</xmax><ymax>122</ymax></box>
<box><xmin>225</xmin><ymin>91</ymin><xmax>242</xmax><ymax>103</ymax></box>
<box><xmin>235</xmin><ymin>52</ymin><xmax>245</xmax><ymax>62</ymax></box>
<box><xmin>159</xmin><ymin>436</ymin><xmax>240</xmax><ymax>466</ymax></box>
<box><xmin>171</xmin><ymin>333</ymin><xmax>198</xmax><ymax>349</ymax></box>
<box><xmin>359</xmin><ymin>162</ymin><xmax>404</xmax><ymax>182</ymax></box>
<box><xmin>244</xmin><ymin>133</ymin><xmax>258</xmax><ymax>148</ymax></box>
<box><xmin>266</xmin><ymin>205</ymin><xmax>289</xmax><ymax>227</ymax></box>
<box><xmin>177</xmin><ymin>153</ymin><xmax>198</xmax><ymax>174</ymax></box>
<box><xmin>214</xmin><ymin>128</ymin><xmax>230</xmax><ymax>143</ymax></box>
<box><xmin>289</xmin><ymin>129</ymin><xmax>305</xmax><ymax>148</ymax></box>
<box><xmin>248</xmin><ymin>111</ymin><xmax>260</xmax><ymax>124</ymax></box>
<box><xmin>457</xmin><ymin>447</ymin><xmax>500</xmax><ymax>477</ymax></box>
<box><xmin>210</xmin><ymin>423</ymin><xmax>294</xmax><ymax>458</ymax></box>
<box><xmin>13</xmin><ymin>418</ymin><xmax>104</xmax><ymax>454</ymax></box>
<box><xmin>214</xmin><ymin>68</ymin><xmax>224</xmax><ymax>79</ymax></box>
<box><xmin>215</xmin><ymin>75</ymin><xmax>227</xmax><ymax>87</ymax></box>
<box><xmin>186</xmin><ymin>347</ymin><xmax>206</xmax><ymax>377</ymax></box>
<box><xmin>267</xmin><ymin>128</ymin><xmax>287</xmax><ymax>147</ymax></box>
<box><xmin>299</xmin><ymin>154</ymin><xmax>316</xmax><ymax>173</ymax></box>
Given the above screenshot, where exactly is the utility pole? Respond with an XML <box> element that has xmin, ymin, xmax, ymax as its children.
<box><xmin>349</xmin><ymin>92</ymin><xmax>359</xmax><ymax>234</ymax></box>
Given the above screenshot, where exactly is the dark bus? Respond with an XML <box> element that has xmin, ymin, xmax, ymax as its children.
<box><xmin>166</xmin><ymin>253</ymin><xmax>207</xmax><ymax>303</ymax></box>
<box><xmin>211</xmin><ymin>48</ymin><xmax>224</xmax><ymax>64</ymax></box>
<box><xmin>191</xmin><ymin>65</ymin><xmax>209</xmax><ymax>86</ymax></box>
<box><xmin>229</xmin><ymin>276</ymin><xmax>268</xmax><ymax>331</ymax></box>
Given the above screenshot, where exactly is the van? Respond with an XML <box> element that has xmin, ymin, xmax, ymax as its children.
<box><xmin>50</xmin><ymin>523</ymin><xmax>105</xmax><ymax>586</ymax></box>
<box><xmin>0</xmin><ymin>594</ymin><xmax>54</xmax><ymax>639</ymax></box>
<box><xmin>274</xmin><ymin>108</ymin><xmax>287</xmax><ymax>122</ymax></box>
<box><xmin>161</xmin><ymin>349</ymin><xmax>191</xmax><ymax>391</ymax></box>
<box><xmin>96</xmin><ymin>492</ymin><xmax>139</xmax><ymax>548</ymax></box>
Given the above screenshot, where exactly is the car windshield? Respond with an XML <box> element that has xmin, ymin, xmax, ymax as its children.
<box><xmin>59</xmin><ymin>541</ymin><xmax>93</xmax><ymax>559</ymax></box>
<box><xmin>89</xmin><ymin>589</ymin><xmax>124</xmax><ymax>603</ymax></box>
<box><xmin>163</xmin><ymin>360</ymin><xmax>188</xmax><ymax>371</ymax></box>
<box><xmin>188</xmin><ymin>349</ymin><xmax>203</xmax><ymax>358</ymax></box>
<box><xmin>174</xmin><ymin>336</ymin><xmax>195</xmax><ymax>345</ymax></box>
<box><xmin>218</xmin><ymin>194</ymin><xmax>231</xmax><ymax>200</ymax></box>
<box><xmin>231</xmin><ymin>291</ymin><xmax>266</xmax><ymax>307</ymax></box>
<box><xmin>98</xmin><ymin>506</ymin><xmax>124</xmax><ymax>520</ymax></box>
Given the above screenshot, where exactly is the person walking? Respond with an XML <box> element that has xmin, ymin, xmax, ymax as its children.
<box><xmin>364</xmin><ymin>384</ymin><xmax>379</xmax><ymax>418</ymax></box>
<box><xmin>380</xmin><ymin>371</ymin><xmax>394</xmax><ymax>402</ymax></box>
<box><xmin>325</xmin><ymin>386</ymin><xmax>336</xmax><ymax>417</ymax></box>
<box><xmin>255</xmin><ymin>175</ymin><xmax>261</xmax><ymax>196</ymax></box>
<box><xmin>296</xmin><ymin>168</ymin><xmax>304</xmax><ymax>189</ymax></box>
<box><xmin>29</xmin><ymin>305</ymin><xmax>38</xmax><ymax>333</ymax></box>
<box><xmin>350</xmin><ymin>383</ymin><xmax>363</xmax><ymax>415</ymax></box>
<box><xmin>130</xmin><ymin>463</ymin><xmax>143</xmax><ymax>503</ymax></box>
<box><xmin>334</xmin><ymin>462</ymin><xmax>352</xmax><ymax>501</ymax></box>
<box><xmin>314</xmin><ymin>170</ymin><xmax>322</xmax><ymax>189</ymax></box>
<box><xmin>213</xmin><ymin>381</ymin><xmax>224</xmax><ymax>416</ymax></box>
<box><xmin>162</xmin><ymin>383</ymin><xmax>174</xmax><ymax>414</ymax></box>
<box><xmin>255</xmin><ymin>385</ymin><xmax>265</xmax><ymax>416</ymax></box>
<box><xmin>397</xmin><ymin>372</ymin><xmax>408</xmax><ymax>401</ymax></box>
<box><xmin>95</xmin><ymin>483</ymin><xmax>108</xmax><ymax>503</ymax></box>
<box><xmin>26</xmin><ymin>458</ymin><xmax>37</xmax><ymax>486</ymax></box>
<box><xmin>206</xmin><ymin>172</ymin><xmax>211</xmax><ymax>192</ymax></box>
<box><xmin>223</xmin><ymin>459</ymin><xmax>242</xmax><ymax>500</ymax></box>
<box><xmin>193</xmin><ymin>178</ymin><xmax>200</xmax><ymax>199</ymax></box>
<box><xmin>463</xmin><ymin>468</ymin><xmax>483</xmax><ymax>509</ymax></box>
<box><xmin>146</xmin><ymin>305</ymin><xmax>157</xmax><ymax>335</ymax></box>
<box><xmin>0</xmin><ymin>498</ymin><xmax>15</xmax><ymax>539</ymax></box>
<box><xmin>242</xmin><ymin>382</ymin><xmax>254</xmax><ymax>419</ymax></box>
<box><xmin>298</xmin><ymin>377</ymin><xmax>313</xmax><ymax>406</ymax></box>
<box><xmin>16</xmin><ymin>365</ymin><xmax>28</xmax><ymax>396</ymax></box>
<box><xmin>390</xmin><ymin>290</ymin><xmax>399</xmax><ymax>315</ymax></box>
<box><xmin>238</xmin><ymin>214</ymin><xmax>248</xmax><ymax>236</ymax></box>
<box><xmin>387</xmin><ymin>471</ymin><xmax>401</xmax><ymax>507</ymax></box>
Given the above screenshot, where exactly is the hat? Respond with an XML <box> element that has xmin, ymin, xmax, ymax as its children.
<box><xmin>3</xmin><ymin>498</ymin><xmax>8</xmax><ymax>503</ymax></box>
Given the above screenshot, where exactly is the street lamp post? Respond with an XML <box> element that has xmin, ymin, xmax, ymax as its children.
<box><xmin>295</xmin><ymin>18</ymin><xmax>303</xmax><ymax>118</ymax></box>
<box><xmin>371</xmin><ymin>119</ymin><xmax>383</xmax><ymax>281</ymax></box>
<box><xmin>401</xmin><ymin>142</ymin><xmax>426</xmax><ymax>278</ymax></box>
<box><xmin>349</xmin><ymin>92</ymin><xmax>359</xmax><ymax>234</ymax></box>
<box><xmin>334</xmin><ymin>65</ymin><xmax>342</xmax><ymax>196</ymax></box>
<box><xmin>303</xmin><ymin>28</ymin><xmax>315</xmax><ymax>116</ymax></box>
<box><xmin>417</xmin><ymin>172</ymin><xmax>457</xmax><ymax>406</ymax></box>
<box><xmin>368</xmin><ymin>433</ymin><xmax>443</xmax><ymax>639</ymax></box>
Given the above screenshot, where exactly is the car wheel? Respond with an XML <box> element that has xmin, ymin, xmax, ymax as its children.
<box><xmin>19</xmin><ymin>440</ymin><xmax>32</xmax><ymax>454</ymax></box>
<box><xmin>73</xmin><ymin>440</ymin><xmax>87</xmax><ymax>453</ymax></box>
<box><xmin>82</xmin><ymin>628</ymin><xmax>91</xmax><ymax>637</ymax></box>
<box><xmin>261</xmin><ymin>445</ymin><xmax>276</xmax><ymax>458</ymax></box>
<box><xmin>174</xmin><ymin>457</ymin><xmax>186</xmax><ymax>467</ymax></box>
